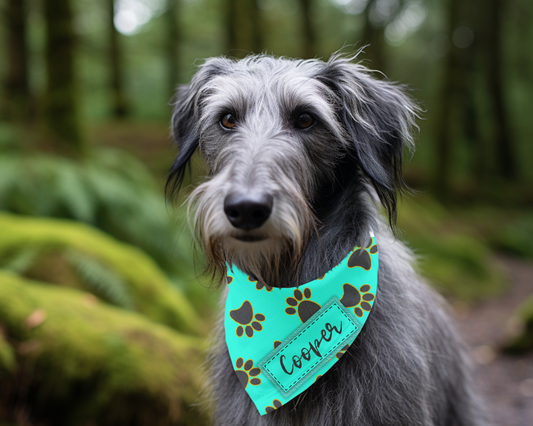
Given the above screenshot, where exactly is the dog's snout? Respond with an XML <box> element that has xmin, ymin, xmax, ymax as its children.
<box><xmin>224</xmin><ymin>192</ymin><xmax>273</xmax><ymax>230</ymax></box>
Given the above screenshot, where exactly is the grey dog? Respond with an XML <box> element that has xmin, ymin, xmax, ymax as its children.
<box><xmin>167</xmin><ymin>54</ymin><xmax>488</xmax><ymax>426</ymax></box>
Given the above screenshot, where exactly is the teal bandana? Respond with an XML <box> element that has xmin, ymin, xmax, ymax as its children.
<box><xmin>224</xmin><ymin>234</ymin><xmax>379</xmax><ymax>415</ymax></box>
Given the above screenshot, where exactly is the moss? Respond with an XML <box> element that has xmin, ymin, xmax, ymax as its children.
<box><xmin>0</xmin><ymin>270</ymin><xmax>209</xmax><ymax>425</ymax></box>
<box><xmin>0</xmin><ymin>332</ymin><xmax>15</xmax><ymax>373</ymax></box>
<box><xmin>490</xmin><ymin>216</ymin><xmax>533</xmax><ymax>260</ymax></box>
<box><xmin>398</xmin><ymin>196</ymin><xmax>506</xmax><ymax>301</ymax></box>
<box><xmin>504</xmin><ymin>294</ymin><xmax>533</xmax><ymax>354</ymax></box>
<box><xmin>0</xmin><ymin>213</ymin><xmax>204</xmax><ymax>335</ymax></box>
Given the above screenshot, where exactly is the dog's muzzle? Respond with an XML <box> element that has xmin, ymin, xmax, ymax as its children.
<box><xmin>224</xmin><ymin>191</ymin><xmax>273</xmax><ymax>230</ymax></box>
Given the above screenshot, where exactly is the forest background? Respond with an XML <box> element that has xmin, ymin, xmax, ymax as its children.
<box><xmin>0</xmin><ymin>0</ymin><xmax>532</xmax><ymax>425</ymax></box>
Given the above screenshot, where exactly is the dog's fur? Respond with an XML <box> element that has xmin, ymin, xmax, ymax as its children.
<box><xmin>167</xmin><ymin>54</ymin><xmax>488</xmax><ymax>426</ymax></box>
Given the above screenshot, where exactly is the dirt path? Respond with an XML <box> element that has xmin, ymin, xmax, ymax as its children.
<box><xmin>454</xmin><ymin>255</ymin><xmax>533</xmax><ymax>426</ymax></box>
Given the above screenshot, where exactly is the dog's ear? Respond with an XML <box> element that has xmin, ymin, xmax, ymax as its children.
<box><xmin>317</xmin><ymin>56</ymin><xmax>419</xmax><ymax>229</ymax></box>
<box><xmin>166</xmin><ymin>59</ymin><xmax>228</xmax><ymax>199</ymax></box>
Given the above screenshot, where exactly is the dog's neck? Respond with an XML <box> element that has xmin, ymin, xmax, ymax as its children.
<box><xmin>258</xmin><ymin>158</ymin><xmax>374</xmax><ymax>288</ymax></box>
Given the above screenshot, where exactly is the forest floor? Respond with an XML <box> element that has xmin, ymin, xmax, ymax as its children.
<box><xmin>453</xmin><ymin>255</ymin><xmax>533</xmax><ymax>426</ymax></box>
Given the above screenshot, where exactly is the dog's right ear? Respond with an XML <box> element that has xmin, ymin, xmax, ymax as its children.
<box><xmin>166</xmin><ymin>59</ymin><xmax>227</xmax><ymax>199</ymax></box>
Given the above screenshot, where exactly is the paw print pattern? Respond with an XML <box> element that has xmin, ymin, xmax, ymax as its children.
<box><xmin>265</xmin><ymin>399</ymin><xmax>282</xmax><ymax>414</ymax></box>
<box><xmin>285</xmin><ymin>288</ymin><xmax>321</xmax><ymax>323</ymax></box>
<box><xmin>335</xmin><ymin>344</ymin><xmax>350</xmax><ymax>360</ymax></box>
<box><xmin>247</xmin><ymin>275</ymin><xmax>273</xmax><ymax>292</ymax></box>
<box><xmin>273</xmin><ymin>340</ymin><xmax>282</xmax><ymax>350</ymax></box>
<box><xmin>234</xmin><ymin>357</ymin><xmax>261</xmax><ymax>389</ymax></box>
<box><xmin>227</xmin><ymin>275</ymin><xmax>233</xmax><ymax>285</ymax></box>
<box><xmin>229</xmin><ymin>301</ymin><xmax>266</xmax><ymax>337</ymax></box>
<box><xmin>347</xmin><ymin>237</ymin><xmax>378</xmax><ymax>270</ymax></box>
<box><xmin>340</xmin><ymin>283</ymin><xmax>375</xmax><ymax>317</ymax></box>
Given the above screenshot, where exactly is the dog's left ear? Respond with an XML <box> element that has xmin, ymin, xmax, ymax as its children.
<box><xmin>317</xmin><ymin>57</ymin><xmax>419</xmax><ymax>228</ymax></box>
<box><xmin>166</xmin><ymin>58</ymin><xmax>229</xmax><ymax>199</ymax></box>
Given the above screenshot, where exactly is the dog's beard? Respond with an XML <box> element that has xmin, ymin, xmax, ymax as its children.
<box><xmin>188</xmin><ymin>174</ymin><xmax>316</xmax><ymax>288</ymax></box>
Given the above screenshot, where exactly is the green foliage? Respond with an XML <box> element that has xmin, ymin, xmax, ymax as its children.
<box><xmin>0</xmin><ymin>332</ymin><xmax>15</xmax><ymax>373</ymax></box>
<box><xmin>0</xmin><ymin>150</ymin><xmax>191</xmax><ymax>279</ymax></box>
<box><xmin>0</xmin><ymin>270</ymin><xmax>209</xmax><ymax>425</ymax></box>
<box><xmin>490</xmin><ymin>216</ymin><xmax>533</xmax><ymax>260</ymax></box>
<box><xmin>65</xmin><ymin>250</ymin><xmax>134</xmax><ymax>309</ymax></box>
<box><xmin>398</xmin><ymin>196</ymin><xmax>506</xmax><ymax>301</ymax></box>
<box><xmin>0</xmin><ymin>212</ymin><xmax>204</xmax><ymax>335</ymax></box>
<box><xmin>503</xmin><ymin>293</ymin><xmax>533</xmax><ymax>354</ymax></box>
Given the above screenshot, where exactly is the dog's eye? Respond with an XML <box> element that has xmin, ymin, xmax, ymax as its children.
<box><xmin>221</xmin><ymin>114</ymin><xmax>236</xmax><ymax>129</ymax></box>
<box><xmin>295</xmin><ymin>113</ymin><xmax>314</xmax><ymax>129</ymax></box>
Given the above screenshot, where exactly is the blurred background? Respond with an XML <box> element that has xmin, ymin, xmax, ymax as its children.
<box><xmin>0</xmin><ymin>0</ymin><xmax>532</xmax><ymax>425</ymax></box>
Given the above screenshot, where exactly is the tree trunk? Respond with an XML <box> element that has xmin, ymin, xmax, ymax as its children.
<box><xmin>434</xmin><ymin>0</ymin><xmax>461</xmax><ymax>201</ymax></box>
<box><xmin>226</xmin><ymin>0</ymin><xmax>240</xmax><ymax>56</ymax></box>
<box><xmin>165</xmin><ymin>0</ymin><xmax>180</xmax><ymax>99</ymax></box>
<box><xmin>250</xmin><ymin>0</ymin><xmax>263</xmax><ymax>54</ymax></box>
<box><xmin>108</xmin><ymin>0</ymin><xmax>128</xmax><ymax>118</ymax></box>
<box><xmin>361</xmin><ymin>0</ymin><xmax>386</xmax><ymax>73</ymax></box>
<box><xmin>486</xmin><ymin>0</ymin><xmax>517</xmax><ymax>180</ymax></box>
<box><xmin>4</xmin><ymin>0</ymin><xmax>31</xmax><ymax>122</ymax></box>
<box><xmin>298</xmin><ymin>0</ymin><xmax>316</xmax><ymax>59</ymax></box>
<box><xmin>43</xmin><ymin>0</ymin><xmax>84</xmax><ymax>156</ymax></box>
<box><xmin>226</xmin><ymin>0</ymin><xmax>263</xmax><ymax>57</ymax></box>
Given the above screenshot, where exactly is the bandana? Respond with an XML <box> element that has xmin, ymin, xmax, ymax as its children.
<box><xmin>224</xmin><ymin>234</ymin><xmax>379</xmax><ymax>415</ymax></box>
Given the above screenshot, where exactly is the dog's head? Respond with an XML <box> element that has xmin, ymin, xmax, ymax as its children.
<box><xmin>167</xmin><ymin>54</ymin><xmax>418</xmax><ymax>285</ymax></box>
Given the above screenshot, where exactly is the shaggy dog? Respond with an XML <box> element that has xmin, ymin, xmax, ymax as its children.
<box><xmin>167</xmin><ymin>54</ymin><xmax>487</xmax><ymax>426</ymax></box>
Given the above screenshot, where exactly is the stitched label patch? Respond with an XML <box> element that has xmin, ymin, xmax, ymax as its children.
<box><xmin>261</xmin><ymin>298</ymin><xmax>358</xmax><ymax>395</ymax></box>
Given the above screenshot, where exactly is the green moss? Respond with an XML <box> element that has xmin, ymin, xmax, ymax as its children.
<box><xmin>0</xmin><ymin>213</ymin><xmax>204</xmax><ymax>335</ymax></box>
<box><xmin>490</xmin><ymin>216</ymin><xmax>533</xmax><ymax>260</ymax></box>
<box><xmin>398</xmin><ymin>196</ymin><xmax>506</xmax><ymax>301</ymax></box>
<box><xmin>504</xmin><ymin>294</ymin><xmax>533</xmax><ymax>354</ymax></box>
<box><xmin>0</xmin><ymin>332</ymin><xmax>15</xmax><ymax>373</ymax></box>
<box><xmin>0</xmin><ymin>270</ymin><xmax>209</xmax><ymax>425</ymax></box>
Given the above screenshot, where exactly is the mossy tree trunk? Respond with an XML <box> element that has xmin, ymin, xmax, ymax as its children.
<box><xmin>3</xmin><ymin>0</ymin><xmax>32</xmax><ymax>122</ymax></box>
<box><xmin>108</xmin><ymin>0</ymin><xmax>129</xmax><ymax>118</ymax></box>
<box><xmin>298</xmin><ymin>0</ymin><xmax>316</xmax><ymax>59</ymax></box>
<box><xmin>43</xmin><ymin>0</ymin><xmax>84</xmax><ymax>156</ymax></box>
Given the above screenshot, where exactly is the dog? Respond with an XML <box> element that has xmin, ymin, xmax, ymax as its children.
<box><xmin>167</xmin><ymin>54</ymin><xmax>488</xmax><ymax>426</ymax></box>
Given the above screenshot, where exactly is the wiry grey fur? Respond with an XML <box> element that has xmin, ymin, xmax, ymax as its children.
<box><xmin>167</xmin><ymin>54</ymin><xmax>488</xmax><ymax>426</ymax></box>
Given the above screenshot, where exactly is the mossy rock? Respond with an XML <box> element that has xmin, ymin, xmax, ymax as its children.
<box><xmin>0</xmin><ymin>213</ymin><xmax>204</xmax><ymax>335</ymax></box>
<box><xmin>0</xmin><ymin>271</ymin><xmax>209</xmax><ymax>426</ymax></box>
<box><xmin>0</xmin><ymin>332</ymin><xmax>15</xmax><ymax>373</ymax></box>
<box><xmin>504</xmin><ymin>294</ymin><xmax>533</xmax><ymax>354</ymax></box>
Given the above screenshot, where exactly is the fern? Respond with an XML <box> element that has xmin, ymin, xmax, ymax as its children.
<box><xmin>65</xmin><ymin>250</ymin><xmax>134</xmax><ymax>310</ymax></box>
<box><xmin>0</xmin><ymin>150</ymin><xmax>190</xmax><ymax>277</ymax></box>
<box><xmin>0</xmin><ymin>246</ymin><xmax>40</xmax><ymax>274</ymax></box>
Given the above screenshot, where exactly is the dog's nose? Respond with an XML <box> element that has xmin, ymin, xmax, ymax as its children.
<box><xmin>224</xmin><ymin>192</ymin><xmax>273</xmax><ymax>230</ymax></box>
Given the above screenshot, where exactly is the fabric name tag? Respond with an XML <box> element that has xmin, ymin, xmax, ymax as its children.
<box><xmin>261</xmin><ymin>298</ymin><xmax>359</xmax><ymax>395</ymax></box>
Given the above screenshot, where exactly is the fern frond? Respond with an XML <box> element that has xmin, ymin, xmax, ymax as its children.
<box><xmin>65</xmin><ymin>250</ymin><xmax>134</xmax><ymax>310</ymax></box>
